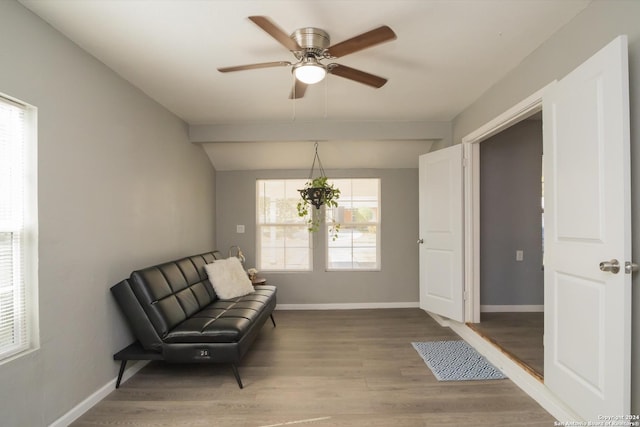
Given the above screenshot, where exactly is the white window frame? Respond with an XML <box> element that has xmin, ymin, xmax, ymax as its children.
<box><xmin>256</xmin><ymin>179</ymin><xmax>312</xmax><ymax>272</ymax></box>
<box><xmin>326</xmin><ymin>178</ymin><xmax>381</xmax><ymax>271</ymax></box>
<box><xmin>0</xmin><ymin>93</ymin><xmax>39</xmax><ymax>364</ymax></box>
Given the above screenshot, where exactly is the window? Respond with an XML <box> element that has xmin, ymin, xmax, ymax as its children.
<box><xmin>0</xmin><ymin>95</ymin><xmax>37</xmax><ymax>362</ymax></box>
<box><xmin>327</xmin><ymin>178</ymin><xmax>380</xmax><ymax>270</ymax></box>
<box><xmin>256</xmin><ymin>179</ymin><xmax>311</xmax><ymax>271</ymax></box>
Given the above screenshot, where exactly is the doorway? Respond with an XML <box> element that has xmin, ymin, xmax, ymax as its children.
<box><xmin>422</xmin><ymin>36</ymin><xmax>631</xmax><ymax>421</ymax></box>
<box><xmin>465</xmin><ymin>112</ymin><xmax>545</xmax><ymax>378</ymax></box>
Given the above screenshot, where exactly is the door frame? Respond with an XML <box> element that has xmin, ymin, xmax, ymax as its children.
<box><xmin>460</xmin><ymin>84</ymin><xmax>552</xmax><ymax>323</ymax></box>
<box><xmin>454</xmin><ymin>84</ymin><xmax>583</xmax><ymax>421</ymax></box>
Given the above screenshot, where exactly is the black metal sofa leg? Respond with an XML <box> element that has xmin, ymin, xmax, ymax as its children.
<box><xmin>116</xmin><ymin>360</ymin><xmax>127</xmax><ymax>389</ymax></box>
<box><xmin>270</xmin><ymin>313</ymin><xmax>276</xmax><ymax>327</ymax></box>
<box><xmin>231</xmin><ymin>364</ymin><xmax>244</xmax><ymax>389</ymax></box>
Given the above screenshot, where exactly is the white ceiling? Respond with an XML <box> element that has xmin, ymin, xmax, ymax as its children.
<box><xmin>19</xmin><ymin>0</ymin><xmax>590</xmax><ymax>170</ymax></box>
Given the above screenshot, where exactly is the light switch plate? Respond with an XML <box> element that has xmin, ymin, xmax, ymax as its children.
<box><xmin>236</xmin><ymin>225</ymin><xmax>245</xmax><ymax>233</ymax></box>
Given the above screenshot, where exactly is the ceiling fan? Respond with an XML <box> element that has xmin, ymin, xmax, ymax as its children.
<box><xmin>218</xmin><ymin>16</ymin><xmax>397</xmax><ymax>99</ymax></box>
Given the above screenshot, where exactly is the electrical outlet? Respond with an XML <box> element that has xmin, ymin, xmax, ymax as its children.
<box><xmin>236</xmin><ymin>225</ymin><xmax>245</xmax><ymax>233</ymax></box>
<box><xmin>516</xmin><ymin>250</ymin><xmax>524</xmax><ymax>261</ymax></box>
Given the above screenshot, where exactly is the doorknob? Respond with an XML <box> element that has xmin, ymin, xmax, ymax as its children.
<box><xmin>599</xmin><ymin>259</ymin><xmax>620</xmax><ymax>274</ymax></box>
<box><xmin>625</xmin><ymin>261</ymin><xmax>638</xmax><ymax>274</ymax></box>
<box><xmin>417</xmin><ymin>238</ymin><xmax>424</xmax><ymax>244</ymax></box>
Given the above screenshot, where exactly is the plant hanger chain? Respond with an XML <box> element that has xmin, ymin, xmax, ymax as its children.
<box><xmin>307</xmin><ymin>142</ymin><xmax>327</xmax><ymax>180</ymax></box>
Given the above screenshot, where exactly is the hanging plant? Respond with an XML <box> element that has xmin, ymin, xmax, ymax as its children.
<box><xmin>297</xmin><ymin>144</ymin><xmax>341</xmax><ymax>239</ymax></box>
<box><xmin>297</xmin><ymin>176</ymin><xmax>341</xmax><ymax>237</ymax></box>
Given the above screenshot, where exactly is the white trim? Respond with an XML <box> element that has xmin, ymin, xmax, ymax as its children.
<box><xmin>461</xmin><ymin>87</ymin><xmax>548</xmax><ymax>145</ymax></box>
<box><xmin>480</xmin><ymin>305</ymin><xmax>544</xmax><ymax>312</ymax></box>
<box><xmin>49</xmin><ymin>360</ymin><xmax>149</xmax><ymax>427</ymax></box>
<box><xmin>276</xmin><ymin>302</ymin><xmax>419</xmax><ymax>310</ymax></box>
<box><xmin>461</xmin><ymin>84</ymin><xmax>553</xmax><ymax>323</ymax></box>
<box><xmin>0</xmin><ymin>93</ymin><xmax>28</xmax><ymax>108</ymax></box>
<box><xmin>25</xmin><ymin>102</ymin><xmax>39</xmax><ymax>357</ymax></box>
<box><xmin>463</xmin><ymin>141</ymin><xmax>481</xmax><ymax>323</ymax></box>
<box><xmin>448</xmin><ymin>320</ymin><xmax>581</xmax><ymax>423</ymax></box>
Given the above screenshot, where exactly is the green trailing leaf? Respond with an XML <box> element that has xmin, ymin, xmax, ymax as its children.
<box><xmin>297</xmin><ymin>176</ymin><xmax>341</xmax><ymax>239</ymax></box>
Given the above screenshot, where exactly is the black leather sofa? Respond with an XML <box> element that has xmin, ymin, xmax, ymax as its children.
<box><xmin>110</xmin><ymin>251</ymin><xmax>276</xmax><ymax>389</ymax></box>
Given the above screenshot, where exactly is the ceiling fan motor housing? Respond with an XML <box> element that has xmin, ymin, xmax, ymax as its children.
<box><xmin>291</xmin><ymin>27</ymin><xmax>330</xmax><ymax>59</ymax></box>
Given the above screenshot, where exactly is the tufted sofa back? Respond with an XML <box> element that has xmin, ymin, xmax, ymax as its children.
<box><xmin>112</xmin><ymin>251</ymin><xmax>222</xmax><ymax>351</ymax></box>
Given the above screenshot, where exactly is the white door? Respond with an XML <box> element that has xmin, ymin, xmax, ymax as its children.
<box><xmin>543</xmin><ymin>36</ymin><xmax>631</xmax><ymax>420</ymax></box>
<box><xmin>418</xmin><ymin>144</ymin><xmax>464</xmax><ymax>322</ymax></box>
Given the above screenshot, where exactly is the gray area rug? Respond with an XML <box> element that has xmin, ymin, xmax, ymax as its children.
<box><xmin>412</xmin><ymin>340</ymin><xmax>507</xmax><ymax>381</ymax></box>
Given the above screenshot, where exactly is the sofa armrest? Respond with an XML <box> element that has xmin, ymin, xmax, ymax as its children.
<box><xmin>111</xmin><ymin>279</ymin><xmax>164</xmax><ymax>351</ymax></box>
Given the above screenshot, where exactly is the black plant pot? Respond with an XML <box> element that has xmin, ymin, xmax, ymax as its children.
<box><xmin>299</xmin><ymin>187</ymin><xmax>334</xmax><ymax>209</ymax></box>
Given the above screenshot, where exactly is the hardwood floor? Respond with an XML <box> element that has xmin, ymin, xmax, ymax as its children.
<box><xmin>72</xmin><ymin>309</ymin><xmax>555</xmax><ymax>426</ymax></box>
<box><xmin>470</xmin><ymin>312</ymin><xmax>544</xmax><ymax>378</ymax></box>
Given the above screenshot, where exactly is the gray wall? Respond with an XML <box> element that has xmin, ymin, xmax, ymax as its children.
<box><xmin>0</xmin><ymin>2</ymin><xmax>217</xmax><ymax>426</ymax></box>
<box><xmin>451</xmin><ymin>0</ymin><xmax>640</xmax><ymax>413</ymax></box>
<box><xmin>216</xmin><ymin>168</ymin><xmax>419</xmax><ymax>305</ymax></box>
<box><xmin>480</xmin><ymin>120</ymin><xmax>543</xmax><ymax>306</ymax></box>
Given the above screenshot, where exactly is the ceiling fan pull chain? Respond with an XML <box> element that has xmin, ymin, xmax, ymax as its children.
<box><xmin>292</xmin><ymin>73</ymin><xmax>297</xmax><ymax>121</ymax></box>
<box><xmin>324</xmin><ymin>77</ymin><xmax>328</xmax><ymax>119</ymax></box>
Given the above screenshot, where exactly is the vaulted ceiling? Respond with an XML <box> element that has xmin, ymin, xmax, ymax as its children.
<box><xmin>19</xmin><ymin>0</ymin><xmax>590</xmax><ymax>170</ymax></box>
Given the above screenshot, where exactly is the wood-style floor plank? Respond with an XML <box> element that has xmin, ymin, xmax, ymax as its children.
<box><xmin>471</xmin><ymin>312</ymin><xmax>544</xmax><ymax>377</ymax></box>
<box><xmin>72</xmin><ymin>309</ymin><xmax>554</xmax><ymax>426</ymax></box>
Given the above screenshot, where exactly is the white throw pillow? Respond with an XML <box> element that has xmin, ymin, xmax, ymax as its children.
<box><xmin>204</xmin><ymin>257</ymin><xmax>254</xmax><ymax>299</ymax></box>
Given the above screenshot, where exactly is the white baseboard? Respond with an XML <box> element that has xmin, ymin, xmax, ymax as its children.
<box><xmin>49</xmin><ymin>360</ymin><xmax>149</xmax><ymax>427</ymax></box>
<box><xmin>446</xmin><ymin>319</ymin><xmax>582</xmax><ymax>423</ymax></box>
<box><xmin>276</xmin><ymin>302</ymin><xmax>419</xmax><ymax>310</ymax></box>
<box><xmin>480</xmin><ymin>304</ymin><xmax>544</xmax><ymax>312</ymax></box>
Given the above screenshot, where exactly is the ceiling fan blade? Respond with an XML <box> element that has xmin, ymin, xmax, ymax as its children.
<box><xmin>289</xmin><ymin>79</ymin><xmax>308</xmax><ymax>99</ymax></box>
<box><xmin>218</xmin><ymin>61</ymin><xmax>291</xmax><ymax>73</ymax></box>
<box><xmin>328</xmin><ymin>64</ymin><xmax>388</xmax><ymax>88</ymax></box>
<box><xmin>326</xmin><ymin>26</ymin><xmax>396</xmax><ymax>58</ymax></box>
<box><xmin>248</xmin><ymin>16</ymin><xmax>301</xmax><ymax>52</ymax></box>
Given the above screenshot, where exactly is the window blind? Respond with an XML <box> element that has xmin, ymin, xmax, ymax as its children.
<box><xmin>0</xmin><ymin>97</ymin><xmax>28</xmax><ymax>360</ymax></box>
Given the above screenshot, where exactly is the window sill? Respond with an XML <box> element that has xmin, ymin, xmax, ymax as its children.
<box><xmin>0</xmin><ymin>346</ymin><xmax>39</xmax><ymax>367</ymax></box>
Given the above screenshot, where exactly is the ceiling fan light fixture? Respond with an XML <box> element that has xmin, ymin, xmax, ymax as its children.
<box><xmin>293</xmin><ymin>57</ymin><xmax>327</xmax><ymax>84</ymax></box>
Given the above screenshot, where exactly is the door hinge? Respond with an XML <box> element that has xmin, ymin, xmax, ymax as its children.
<box><xmin>462</xmin><ymin>157</ymin><xmax>469</xmax><ymax>168</ymax></box>
<box><xmin>463</xmin><ymin>291</ymin><xmax>469</xmax><ymax>300</ymax></box>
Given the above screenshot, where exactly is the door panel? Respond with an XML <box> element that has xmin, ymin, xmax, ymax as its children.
<box><xmin>419</xmin><ymin>144</ymin><xmax>464</xmax><ymax>322</ymax></box>
<box><xmin>543</xmin><ymin>35</ymin><xmax>631</xmax><ymax>420</ymax></box>
<box><xmin>554</xmin><ymin>75</ymin><xmax>604</xmax><ymax>241</ymax></box>
<box><xmin>554</xmin><ymin>272</ymin><xmax>603</xmax><ymax>389</ymax></box>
